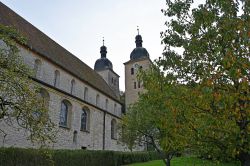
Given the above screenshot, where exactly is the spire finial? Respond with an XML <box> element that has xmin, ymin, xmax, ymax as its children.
<box><xmin>100</xmin><ymin>37</ymin><xmax>107</xmax><ymax>58</ymax></box>
<box><xmin>137</xmin><ymin>26</ymin><xmax>139</xmax><ymax>35</ymax></box>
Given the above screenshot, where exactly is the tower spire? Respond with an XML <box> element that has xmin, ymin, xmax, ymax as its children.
<box><xmin>135</xmin><ymin>27</ymin><xmax>142</xmax><ymax>47</ymax></box>
<box><xmin>100</xmin><ymin>37</ymin><xmax>107</xmax><ymax>58</ymax></box>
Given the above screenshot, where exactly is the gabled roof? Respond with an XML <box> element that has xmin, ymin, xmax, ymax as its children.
<box><xmin>0</xmin><ymin>2</ymin><xmax>120</xmax><ymax>102</ymax></box>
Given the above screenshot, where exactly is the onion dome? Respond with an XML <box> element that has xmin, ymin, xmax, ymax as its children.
<box><xmin>130</xmin><ymin>28</ymin><xmax>149</xmax><ymax>60</ymax></box>
<box><xmin>94</xmin><ymin>38</ymin><xmax>113</xmax><ymax>71</ymax></box>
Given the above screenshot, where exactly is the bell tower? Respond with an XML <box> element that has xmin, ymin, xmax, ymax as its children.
<box><xmin>124</xmin><ymin>28</ymin><xmax>152</xmax><ymax>111</ymax></box>
<box><xmin>94</xmin><ymin>38</ymin><xmax>120</xmax><ymax>98</ymax></box>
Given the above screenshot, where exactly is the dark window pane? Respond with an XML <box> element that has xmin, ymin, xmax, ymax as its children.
<box><xmin>59</xmin><ymin>101</ymin><xmax>68</xmax><ymax>126</ymax></box>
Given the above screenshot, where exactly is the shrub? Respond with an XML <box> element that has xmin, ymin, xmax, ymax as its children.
<box><xmin>0</xmin><ymin>147</ymin><xmax>160</xmax><ymax>166</ymax></box>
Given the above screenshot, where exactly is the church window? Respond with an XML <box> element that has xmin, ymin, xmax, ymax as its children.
<box><xmin>131</xmin><ymin>68</ymin><xmax>134</xmax><ymax>75</ymax></box>
<box><xmin>34</xmin><ymin>88</ymin><xmax>50</xmax><ymax>119</ymax></box>
<box><xmin>114</xmin><ymin>103</ymin><xmax>117</xmax><ymax>113</ymax></box>
<box><xmin>138</xmin><ymin>80</ymin><xmax>141</xmax><ymax>88</ymax></box>
<box><xmin>111</xmin><ymin>77</ymin><xmax>114</xmax><ymax>83</ymax></box>
<box><xmin>80</xmin><ymin>108</ymin><xmax>89</xmax><ymax>131</ymax></box>
<box><xmin>111</xmin><ymin>119</ymin><xmax>117</xmax><ymax>139</ymax></box>
<box><xmin>96</xmin><ymin>94</ymin><xmax>100</xmax><ymax>106</ymax></box>
<box><xmin>84</xmin><ymin>87</ymin><xmax>88</xmax><ymax>101</ymax></box>
<box><xmin>54</xmin><ymin>70</ymin><xmax>60</xmax><ymax>87</ymax></box>
<box><xmin>59</xmin><ymin>100</ymin><xmax>71</xmax><ymax>127</ymax></box>
<box><xmin>134</xmin><ymin>82</ymin><xmax>136</xmax><ymax>89</ymax></box>
<box><xmin>34</xmin><ymin>59</ymin><xmax>42</xmax><ymax>78</ymax></box>
<box><xmin>39</xmin><ymin>88</ymin><xmax>50</xmax><ymax>109</ymax></box>
<box><xmin>73</xmin><ymin>130</ymin><xmax>77</xmax><ymax>144</ymax></box>
<box><xmin>70</xmin><ymin>79</ymin><xmax>75</xmax><ymax>94</ymax></box>
<box><xmin>114</xmin><ymin>79</ymin><xmax>116</xmax><ymax>86</ymax></box>
<box><xmin>105</xmin><ymin>99</ymin><xmax>108</xmax><ymax>110</ymax></box>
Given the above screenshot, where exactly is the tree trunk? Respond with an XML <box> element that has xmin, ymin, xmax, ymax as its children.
<box><xmin>239</xmin><ymin>152</ymin><xmax>250</xmax><ymax>166</ymax></box>
<box><xmin>166</xmin><ymin>158</ymin><xmax>170</xmax><ymax>166</ymax></box>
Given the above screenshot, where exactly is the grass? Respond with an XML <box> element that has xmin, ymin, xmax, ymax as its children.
<box><xmin>127</xmin><ymin>157</ymin><xmax>240</xmax><ymax>166</ymax></box>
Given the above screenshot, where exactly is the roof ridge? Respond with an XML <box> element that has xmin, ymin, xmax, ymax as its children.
<box><xmin>0</xmin><ymin>2</ymin><xmax>120</xmax><ymax>103</ymax></box>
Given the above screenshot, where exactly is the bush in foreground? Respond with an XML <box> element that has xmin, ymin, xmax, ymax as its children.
<box><xmin>0</xmin><ymin>148</ymin><xmax>161</xmax><ymax>166</ymax></box>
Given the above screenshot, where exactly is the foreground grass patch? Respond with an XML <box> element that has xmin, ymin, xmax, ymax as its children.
<box><xmin>127</xmin><ymin>156</ymin><xmax>240</xmax><ymax>166</ymax></box>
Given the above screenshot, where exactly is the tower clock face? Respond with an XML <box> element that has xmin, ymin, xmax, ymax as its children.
<box><xmin>133</xmin><ymin>63</ymin><xmax>139</xmax><ymax>69</ymax></box>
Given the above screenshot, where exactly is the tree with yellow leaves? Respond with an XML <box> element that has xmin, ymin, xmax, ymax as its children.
<box><xmin>0</xmin><ymin>24</ymin><xmax>56</xmax><ymax>146</ymax></box>
<box><xmin>159</xmin><ymin>0</ymin><xmax>249</xmax><ymax>165</ymax></box>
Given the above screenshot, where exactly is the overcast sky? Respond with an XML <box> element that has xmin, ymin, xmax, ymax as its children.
<box><xmin>1</xmin><ymin>0</ymin><xmax>167</xmax><ymax>91</ymax></box>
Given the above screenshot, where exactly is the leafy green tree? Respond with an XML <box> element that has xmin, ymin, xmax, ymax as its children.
<box><xmin>160</xmin><ymin>0</ymin><xmax>249</xmax><ymax>165</ymax></box>
<box><xmin>122</xmin><ymin>66</ymin><xmax>191</xmax><ymax>166</ymax></box>
<box><xmin>0</xmin><ymin>24</ymin><xmax>56</xmax><ymax>146</ymax></box>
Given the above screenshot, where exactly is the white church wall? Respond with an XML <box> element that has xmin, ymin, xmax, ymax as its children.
<box><xmin>0</xmin><ymin>44</ymin><xmax>123</xmax><ymax>151</ymax></box>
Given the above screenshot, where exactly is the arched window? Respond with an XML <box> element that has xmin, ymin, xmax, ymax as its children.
<box><xmin>54</xmin><ymin>70</ymin><xmax>60</xmax><ymax>87</ymax></box>
<box><xmin>134</xmin><ymin>82</ymin><xmax>136</xmax><ymax>89</ymax></box>
<box><xmin>96</xmin><ymin>94</ymin><xmax>100</xmax><ymax>106</ymax></box>
<box><xmin>59</xmin><ymin>100</ymin><xmax>71</xmax><ymax>127</ymax></box>
<box><xmin>34</xmin><ymin>88</ymin><xmax>50</xmax><ymax>119</ymax></box>
<box><xmin>84</xmin><ymin>87</ymin><xmax>88</xmax><ymax>101</ymax></box>
<box><xmin>34</xmin><ymin>59</ymin><xmax>41</xmax><ymax>78</ymax></box>
<box><xmin>80</xmin><ymin>108</ymin><xmax>89</xmax><ymax>131</ymax></box>
<box><xmin>73</xmin><ymin>130</ymin><xmax>77</xmax><ymax>145</ymax></box>
<box><xmin>114</xmin><ymin>103</ymin><xmax>117</xmax><ymax>113</ymax></box>
<box><xmin>70</xmin><ymin>79</ymin><xmax>75</xmax><ymax>94</ymax></box>
<box><xmin>131</xmin><ymin>68</ymin><xmax>134</xmax><ymax>75</ymax></box>
<box><xmin>111</xmin><ymin>119</ymin><xmax>117</xmax><ymax>139</ymax></box>
<box><xmin>105</xmin><ymin>99</ymin><xmax>108</xmax><ymax>110</ymax></box>
<box><xmin>39</xmin><ymin>88</ymin><xmax>50</xmax><ymax>109</ymax></box>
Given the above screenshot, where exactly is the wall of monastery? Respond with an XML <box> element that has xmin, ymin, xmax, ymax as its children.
<box><xmin>0</xmin><ymin>45</ymin><xmax>123</xmax><ymax>151</ymax></box>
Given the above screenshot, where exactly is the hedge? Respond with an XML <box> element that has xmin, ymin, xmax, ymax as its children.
<box><xmin>0</xmin><ymin>148</ymin><xmax>161</xmax><ymax>166</ymax></box>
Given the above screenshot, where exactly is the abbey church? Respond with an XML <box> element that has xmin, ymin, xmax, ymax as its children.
<box><xmin>0</xmin><ymin>2</ymin><xmax>152</xmax><ymax>151</ymax></box>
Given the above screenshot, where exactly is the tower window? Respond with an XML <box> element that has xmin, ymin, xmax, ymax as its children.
<box><xmin>134</xmin><ymin>82</ymin><xmax>136</xmax><ymax>89</ymax></box>
<box><xmin>138</xmin><ymin>80</ymin><xmax>141</xmax><ymax>88</ymax></box>
<box><xmin>131</xmin><ymin>68</ymin><xmax>134</xmax><ymax>75</ymax></box>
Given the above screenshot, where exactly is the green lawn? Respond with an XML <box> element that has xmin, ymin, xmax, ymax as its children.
<box><xmin>127</xmin><ymin>157</ymin><xmax>240</xmax><ymax>166</ymax></box>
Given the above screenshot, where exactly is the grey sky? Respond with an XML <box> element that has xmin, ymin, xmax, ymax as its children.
<box><xmin>1</xmin><ymin>0</ymin><xmax>167</xmax><ymax>91</ymax></box>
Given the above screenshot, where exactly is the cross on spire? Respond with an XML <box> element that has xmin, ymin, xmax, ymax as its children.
<box><xmin>102</xmin><ymin>37</ymin><xmax>105</xmax><ymax>46</ymax></box>
<box><xmin>137</xmin><ymin>26</ymin><xmax>139</xmax><ymax>35</ymax></box>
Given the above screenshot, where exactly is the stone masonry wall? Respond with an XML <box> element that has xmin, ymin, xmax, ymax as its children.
<box><xmin>0</xmin><ymin>45</ymin><xmax>123</xmax><ymax>151</ymax></box>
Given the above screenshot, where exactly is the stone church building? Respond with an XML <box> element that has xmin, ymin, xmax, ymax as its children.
<box><xmin>0</xmin><ymin>2</ymin><xmax>151</xmax><ymax>151</ymax></box>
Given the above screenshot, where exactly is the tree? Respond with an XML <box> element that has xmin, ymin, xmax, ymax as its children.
<box><xmin>122</xmin><ymin>66</ymin><xmax>191</xmax><ymax>166</ymax></box>
<box><xmin>160</xmin><ymin>0</ymin><xmax>249</xmax><ymax>165</ymax></box>
<box><xmin>0</xmin><ymin>24</ymin><xmax>56</xmax><ymax>146</ymax></box>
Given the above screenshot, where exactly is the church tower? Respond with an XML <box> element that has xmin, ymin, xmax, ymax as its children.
<box><xmin>124</xmin><ymin>28</ymin><xmax>152</xmax><ymax>111</ymax></box>
<box><xmin>94</xmin><ymin>39</ymin><xmax>120</xmax><ymax>98</ymax></box>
